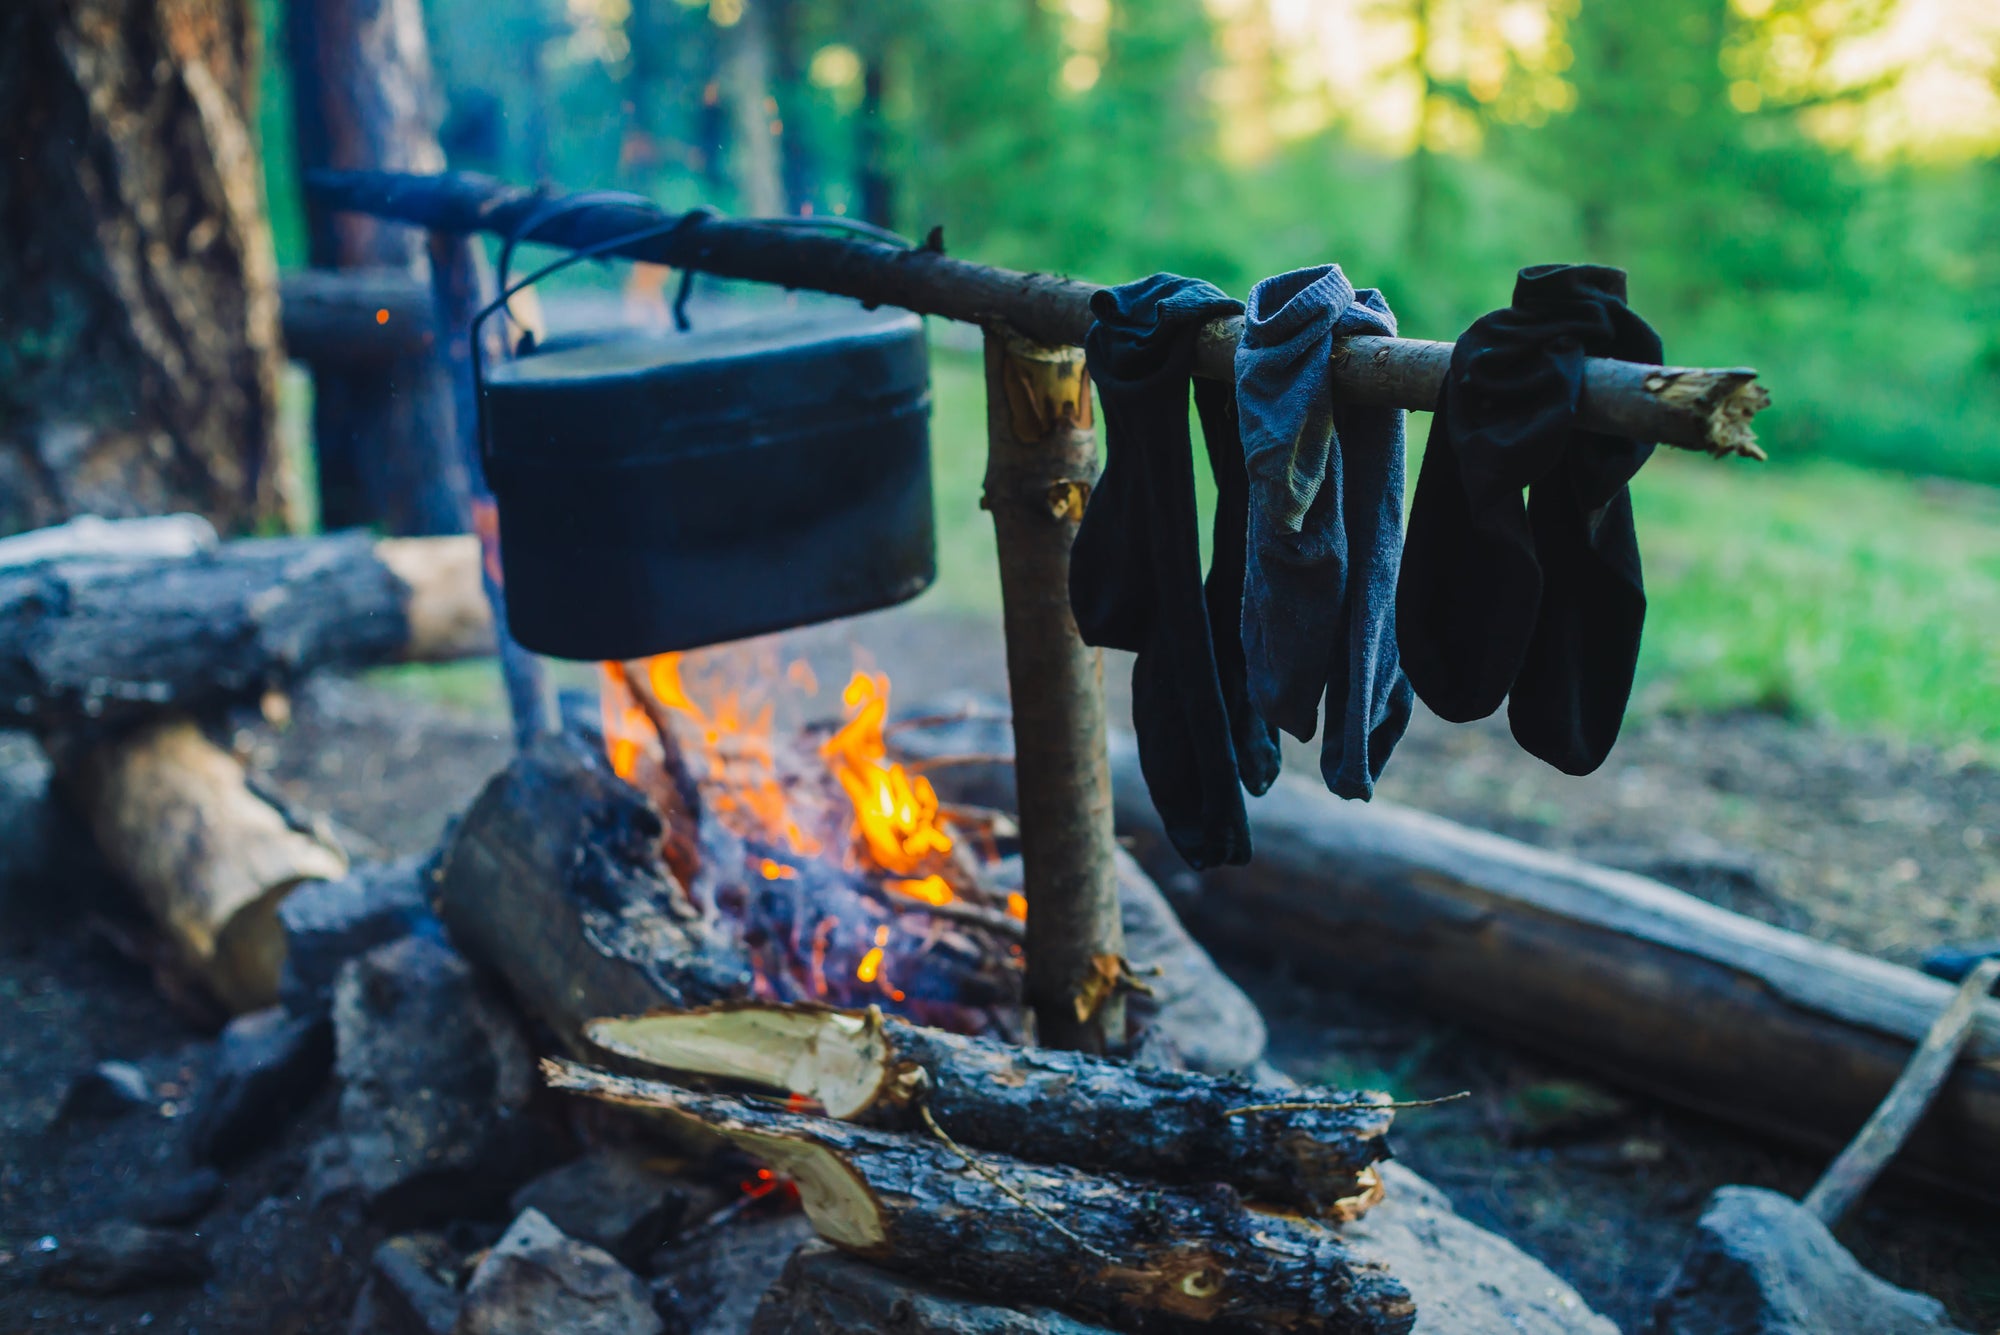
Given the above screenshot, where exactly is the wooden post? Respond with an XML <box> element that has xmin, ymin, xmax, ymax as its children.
<box><xmin>287</xmin><ymin>0</ymin><xmax>463</xmax><ymax>535</ymax></box>
<box><xmin>427</xmin><ymin>232</ymin><xmax>552</xmax><ymax>747</ymax></box>
<box><xmin>981</xmin><ymin>329</ymin><xmax>1125</xmax><ymax>1053</ymax></box>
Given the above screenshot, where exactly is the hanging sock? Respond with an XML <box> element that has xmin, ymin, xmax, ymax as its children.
<box><xmin>1235</xmin><ymin>264</ymin><xmax>1412</xmax><ymax>801</ymax></box>
<box><xmin>1070</xmin><ymin>274</ymin><xmax>1278</xmax><ymax>869</ymax></box>
<box><xmin>1396</xmin><ymin>263</ymin><xmax>1663</xmax><ymax>775</ymax></box>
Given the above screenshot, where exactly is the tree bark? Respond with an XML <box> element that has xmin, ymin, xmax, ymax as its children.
<box><xmin>0</xmin><ymin>532</ymin><xmax>490</xmax><ymax>730</ymax></box>
<box><xmin>306</xmin><ymin>170</ymin><xmax>1773</xmax><ymax>456</ymax></box>
<box><xmin>432</xmin><ymin>729</ymin><xmax>752</xmax><ymax>1055</ymax></box>
<box><xmin>586</xmin><ymin>1003</ymin><xmax>1393</xmax><ymax>1217</ymax></box>
<box><xmin>0</xmin><ymin>0</ymin><xmax>291</xmax><ymax>540</ymax></box>
<box><xmin>546</xmin><ymin>1061</ymin><xmax>1418</xmax><ymax>1335</ymax></box>
<box><xmin>982</xmin><ymin>331</ymin><xmax>1127</xmax><ymax>1052</ymax></box>
<box><xmin>286</xmin><ymin>0</ymin><xmax>465</xmax><ymax>535</ymax></box>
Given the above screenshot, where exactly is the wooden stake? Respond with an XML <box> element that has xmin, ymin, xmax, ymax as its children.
<box><xmin>981</xmin><ymin>329</ymin><xmax>1125</xmax><ymax>1053</ymax></box>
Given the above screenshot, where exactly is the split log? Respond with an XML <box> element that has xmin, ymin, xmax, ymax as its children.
<box><xmin>58</xmin><ymin>716</ymin><xmax>349</xmax><ymax>1011</ymax></box>
<box><xmin>544</xmin><ymin>1060</ymin><xmax>1417</xmax><ymax>1335</ymax></box>
<box><xmin>432</xmin><ymin>728</ymin><xmax>751</xmax><ymax>1054</ymax></box>
<box><xmin>1108</xmin><ymin>744</ymin><xmax>2000</xmax><ymax>1205</ymax></box>
<box><xmin>0</xmin><ymin>531</ymin><xmax>490</xmax><ymax>728</ymax></box>
<box><xmin>586</xmin><ymin>1003</ymin><xmax>1391</xmax><ymax>1218</ymax></box>
<box><xmin>307</xmin><ymin>170</ymin><xmax>1770</xmax><ymax>458</ymax></box>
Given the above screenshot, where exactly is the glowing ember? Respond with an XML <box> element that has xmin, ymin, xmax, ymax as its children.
<box><xmin>595</xmin><ymin>644</ymin><xmax>1020</xmax><ymax>1035</ymax></box>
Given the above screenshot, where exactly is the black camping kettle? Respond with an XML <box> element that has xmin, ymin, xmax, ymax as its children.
<box><xmin>479</xmin><ymin>299</ymin><xmax>936</xmax><ymax>663</ymax></box>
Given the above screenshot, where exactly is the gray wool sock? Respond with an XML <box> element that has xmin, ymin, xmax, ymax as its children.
<box><xmin>1235</xmin><ymin>264</ymin><xmax>1413</xmax><ymax>800</ymax></box>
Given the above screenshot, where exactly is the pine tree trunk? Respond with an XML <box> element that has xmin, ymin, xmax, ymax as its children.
<box><xmin>0</xmin><ymin>0</ymin><xmax>292</xmax><ymax>540</ymax></box>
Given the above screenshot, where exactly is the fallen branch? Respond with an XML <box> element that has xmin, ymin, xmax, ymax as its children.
<box><xmin>544</xmin><ymin>1059</ymin><xmax>1418</xmax><ymax>1335</ymax></box>
<box><xmin>1</xmin><ymin>532</ymin><xmax>491</xmax><ymax>729</ymax></box>
<box><xmin>585</xmin><ymin>1002</ymin><xmax>1393</xmax><ymax>1218</ymax></box>
<box><xmin>308</xmin><ymin>170</ymin><xmax>1770</xmax><ymax>457</ymax></box>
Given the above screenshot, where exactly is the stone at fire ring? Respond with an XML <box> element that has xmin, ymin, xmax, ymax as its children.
<box><xmin>454</xmin><ymin>1208</ymin><xmax>662</xmax><ymax>1335</ymax></box>
<box><xmin>508</xmin><ymin>1149</ymin><xmax>707</xmax><ymax>1266</ymax></box>
<box><xmin>750</xmin><ymin>1242</ymin><xmax>1116</xmax><ymax>1335</ymax></box>
<box><xmin>315</xmin><ymin>936</ymin><xmax>553</xmax><ymax>1223</ymax></box>
<box><xmin>186</xmin><ymin>1005</ymin><xmax>333</xmax><ymax>1164</ymax></box>
<box><xmin>1648</xmin><ymin>1187</ymin><xmax>1969</xmax><ymax>1335</ymax></box>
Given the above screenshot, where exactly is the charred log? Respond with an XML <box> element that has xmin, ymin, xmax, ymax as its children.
<box><xmin>0</xmin><ymin>532</ymin><xmax>490</xmax><ymax>729</ymax></box>
<box><xmin>586</xmin><ymin>1003</ymin><xmax>1391</xmax><ymax>1218</ymax></box>
<box><xmin>545</xmin><ymin>1061</ymin><xmax>1417</xmax><ymax>1335</ymax></box>
<box><xmin>432</xmin><ymin>729</ymin><xmax>751</xmax><ymax>1055</ymax></box>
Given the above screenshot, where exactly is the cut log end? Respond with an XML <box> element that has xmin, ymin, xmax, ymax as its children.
<box><xmin>587</xmin><ymin>1004</ymin><xmax>896</xmax><ymax>1122</ymax></box>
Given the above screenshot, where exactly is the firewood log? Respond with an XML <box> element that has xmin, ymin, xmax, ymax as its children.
<box><xmin>586</xmin><ymin>1003</ymin><xmax>1392</xmax><ymax>1219</ymax></box>
<box><xmin>0</xmin><ymin>531</ymin><xmax>489</xmax><ymax>730</ymax></box>
<box><xmin>433</xmin><ymin>729</ymin><xmax>751</xmax><ymax>1054</ymax></box>
<box><xmin>543</xmin><ymin>1060</ymin><xmax>1417</xmax><ymax>1335</ymax></box>
<box><xmin>58</xmin><ymin>716</ymin><xmax>349</xmax><ymax>1011</ymax></box>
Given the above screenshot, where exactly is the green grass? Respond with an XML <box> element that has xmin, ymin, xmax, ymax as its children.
<box><xmin>926</xmin><ymin>347</ymin><xmax>2000</xmax><ymax>750</ymax></box>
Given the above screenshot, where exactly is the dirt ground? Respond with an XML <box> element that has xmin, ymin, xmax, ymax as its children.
<box><xmin>2</xmin><ymin>604</ymin><xmax>1996</xmax><ymax>1333</ymax></box>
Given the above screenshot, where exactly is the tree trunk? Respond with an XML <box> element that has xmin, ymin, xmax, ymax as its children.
<box><xmin>286</xmin><ymin>0</ymin><xmax>465</xmax><ymax>536</ymax></box>
<box><xmin>0</xmin><ymin>0</ymin><xmax>291</xmax><ymax>540</ymax></box>
<box><xmin>719</xmin><ymin>0</ymin><xmax>788</xmax><ymax>215</ymax></box>
<box><xmin>857</xmin><ymin>59</ymin><xmax>894</xmax><ymax>228</ymax></box>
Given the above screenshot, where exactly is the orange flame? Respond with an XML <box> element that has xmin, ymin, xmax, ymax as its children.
<box><xmin>820</xmin><ymin>672</ymin><xmax>953</xmax><ymax>876</ymax></box>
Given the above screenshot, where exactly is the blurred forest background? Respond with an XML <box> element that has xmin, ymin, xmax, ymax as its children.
<box><xmin>257</xmin><ymin>0</ymin><xmax>2000</xmax><ymax>745</ymax></box>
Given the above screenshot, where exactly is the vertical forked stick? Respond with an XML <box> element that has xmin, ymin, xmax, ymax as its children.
<box><xmin>1801</xmin><ymin>955</ymin><xmax>2000</xmax><ymax>1226</ymax></box>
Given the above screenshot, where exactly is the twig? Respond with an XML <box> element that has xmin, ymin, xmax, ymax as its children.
<box><xmin>886</xmin><ymin>890</ymin><xmax>1026</xmax><ymax>942</ymax></box>
<box><xmin>1226</xmin><ymin>1091</ymin><xmax>1472</xmax><ymax>1117</ymax></box>
<box><xmin>917</xmin><ymin>1103</ymin><xmax>1116</xmax><ymax>1263</ymax></box>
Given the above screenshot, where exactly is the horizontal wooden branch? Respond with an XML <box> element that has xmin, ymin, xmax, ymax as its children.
<box><xmin>307</xmin><ymin>170</ymin><xmax>1770</xmax><ymax>457</ymax></box>
<box><xmin>584</xmin><ymin>1002</ymin><xmax>1393</xmax><ymax>1217</ymax></box>
<box><xmin>279</xmin><ymin>268</ymin><xmax>436</xmax><ymax>364</ymax></box>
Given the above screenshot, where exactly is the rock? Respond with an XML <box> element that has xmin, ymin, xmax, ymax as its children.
<box><xmin>280</xmin><ymin>858</ymin><xmax>436</xmax><ymax>1014</ymax></box>
<box><xmin>454</xmin><ymin>1208</ymin><xmax>661</xmax><ymax>1335</ymax></box>
<box><xmin>38</xmin><ymin>1221</ymin><xmax>211</xmax><ymax>1294</ymax></box>
<box><xmin>750</xmin><ymin>1242</ymin><xmax>1114</xmax><ymax>1335</ymax></box>
<box><xmin>652</xmin><ymin>1212</ymin><xmax>817</xmax><ymax>1335</ymax></box>
<box><xmin>121</xmin><ymin>1166</ymin><xmax>224</xmax><ymax>1226</ymax></box>
<box><xmin>327</xmin><ymin>936</ymin><xmax>550</xmax><ymax>1223</ymax></box>
<box><xmin>55</xmin><ymin>1060</ymin><xmax>154</xmax><ymax>1123</ymax></box>
<box><xmin>186</xmin><ymin>1005</ymin><xmax>333</xmax><ymax>1164</ymax></box>
<box><xmin>1343</xmin><ymin>1164</ymin><xmax>1618</xmax><ymax>1334</ymax></box>
<box><xmin>1649</xmin><ymin>1186</ymin><xmax>1968</xmax><ymax>1335</ymax></box>
<box><xmin>350</xmin><ymin>1234</ymin><xmax>464</xmax><ymax>1335</ymax></box>
<box><xmin>509</xmin><ymin>1149</ymin><xmax>705</xmax><ymax>1265</ymax></box>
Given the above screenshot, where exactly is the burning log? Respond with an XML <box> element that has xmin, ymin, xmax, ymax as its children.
<box><xmin>2</xmin><ymin>531</ymin><xmax>491</xmax><ymax>729</ymax></box>
<box><xmin>307</xmin><ymin>170</ymin><xmax>1771</xmax><ymax>458</ymax></box>
<box><xmin>433</xmin><ymin>728</ymin><xmax>751</xmax><ymax>1054</ymax></box>
<box><xmin>586</xmin><ymin>1003</ymin><xmax>1392</xmax><ymax>1219</ymax></box>
<box><xmin>544</xmin><ymin>1060</ymin><xmax>1418</xmax><ymax>1335</ymax></box>
<box><xmin>54</xmin><ymin>717</ymin><xmax>349</xmax><ymax>1012</ymax></box>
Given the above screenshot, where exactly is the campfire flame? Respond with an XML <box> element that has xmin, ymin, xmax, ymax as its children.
<box><xmin>596</xmin><ymin>646</ymin><xmax>1021</xmax><ymax>1034</ymax></box>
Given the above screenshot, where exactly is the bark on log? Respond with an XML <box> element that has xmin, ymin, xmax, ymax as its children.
<box><xmin>432</xmin><ymin>729</ymin><xmax>751</xmax><ymax>1055</ymax></box>
<box><xmin>306</xmin><ymin>170</ymin><xmax>1771</xmax><ymax>457</ymax></box>
<box><xmin>544</xmin><ymin>1061</ymin><xmax>1417</xmax><ymax>1335</ymax></box>
<box><xmin>59</xmin><ymin>716</ymin><xmax>349</xmax><ymax>1011</ymax></box>
<box><xmin>0</xmin><ymin>532</ymin><xmax>490</xmax><ymax>729</ymax></box>
<box><xmin>585</xmin><ymin>1003</ymin><xmax>1392</xmax><ymax>1218</ymax></box>
<box><xmin>286</xmin><ymin>0</ymin><xmax>463</xmax><ymax>536</ymax></box>
<box><xmin>0</xmin><ymin>0</ymin><xmax>292</xmax><ymax>539</ymax></box>
<box><xmin>1107</xmin><ymin>744</ymin><xmax>2000</xmax><ymax>1205</ymax></box>
<box><xmin>983</xmin><ymin>332</ymin><xmax>1126</xmax><ymax>1052</ymax></box>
